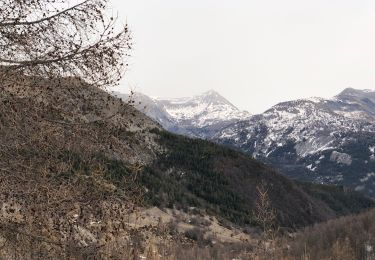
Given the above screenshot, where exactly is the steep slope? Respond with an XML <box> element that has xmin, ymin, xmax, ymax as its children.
<box><xmin>282</xmin><ymin>208</ymin><xmax>375</xmax><ymax>260</ymax></box>
<box><xmin>328</xmin><ymin>88</ymin><xmax>375</xmax><ymax>121</ymax></box>
<box><xmin>113</xmin><ymin>90</ymin><xmax>251</xmax><ymax>138</ymax></box>
<box><xmin>0</xmin><ymin>81</ymin><xmax>373</xmax><ymax>258</ymax></box>
<box><xmin>119</xmin><ymin>89</ymin><xmax>375</xmax><ymax>197</ymax></box>
<box><xmin>118</xmin><ymin>91</ymin><xmax>176</xmax><ymax>129</ymax></box>
<box><xmin>140</xmin><ymin>130</ymin><xmax>374</xmax><ymax>228</ymax></box>
<box><xmin>215</xmin><ymin>89</ymin><xmax>375</xmax><ymax>197</ymax></box>
<box><xmin>0</xmin><ymin>77</ymin><xmax>163</xmax><ymax>258</ymax></box>
<box><xmin>155</xmin><ymin>90</ymin><xmax>250</xmax><ymax>128</ymax></box>
<box><xmin>119</xmin><ymin>88</ymin><xmax>375</xmax><ymax>197</ymax></box>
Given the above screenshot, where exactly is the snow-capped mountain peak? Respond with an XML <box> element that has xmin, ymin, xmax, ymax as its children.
<box><xmin>155</xmin><ymin>90</ymin><xmax>250</xmax><ymax>127</ymax></box>
<box><xmin>113</xmin><ymin>89</ymin><xmax>251</xmax><ymax>138</ymax></box>
<box><xmin>113</xmin><ymin>88</ymin><xmax>375</xmax><ymax>196</ymax></box>
<box><xmin>336</xmin><ymin>88</ymin><xmax>375</xmax><ymax>99</ymax></box>
<box><xmin>213</xmin><ymin>88</ymin><xmax>375</xmax><ymax>196</ymax></box>
<box><xmin>327</xmin><ymin>88</ymin><xmax>375</xmax><ymax>120</ymax></box>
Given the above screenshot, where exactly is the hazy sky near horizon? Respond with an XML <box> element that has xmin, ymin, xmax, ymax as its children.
<box><xmin>109</xmin><ymin>0</ymin><xmax>375</xmax><ymax>113</ymax></box>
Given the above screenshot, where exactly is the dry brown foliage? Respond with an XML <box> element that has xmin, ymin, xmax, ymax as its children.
<box><xmin>0</xmin><ymin>77</ymin><xmax>161</xmax><ymax>258</ymax></box>
<box><xmin>254</xmin><ymin>184</ymin><xmax>278</xmax><ymax>238</ymax></box>
<box><xmin>0</xmin><ymin>0</ymin><xmax>131</xmax><ymax>88</ymax></box>
<box><xmin>137</xmin><ymin>209</ymin><xmax>375</xmax><ymax>260</ymax></box>
<box><xmin>0</xmin><ymin>2</ymin><xmax>170</xmax><ymax>256</ymax></box>
<box><xmin>283</xmin><ymin>208</ymin><xmax>375</xmax><ymax>260</ymax></box>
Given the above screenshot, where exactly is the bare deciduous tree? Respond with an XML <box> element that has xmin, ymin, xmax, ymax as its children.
<box><xmin>254</xmin><ymin>184</ymin><xmax>278</xmax><ymax>239</ymax></box>
<box><xmin>0</xmin><ymin>0</ymin><xmax>132</xmax><ymax>88</ymax></box>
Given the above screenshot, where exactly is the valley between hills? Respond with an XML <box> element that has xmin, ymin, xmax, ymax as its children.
<box><xmin>1</xmin><ymin>1</ymin><xmax>375</xmax><ymax>258</ymax></box>
<box><xmin>116</xmin><ymin>88</ymin><xmax>375</xmax><ymax>198</ymax></box>
<box><xmin>0</xmin><ymin>79</ymin><xmax>374</xmax><ymax>259</ymax></box>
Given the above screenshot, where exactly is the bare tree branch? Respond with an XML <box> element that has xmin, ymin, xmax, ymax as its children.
<box><xmin>0</xmin><ymin>0</ymin><xmax>132</xmax><ymax>88</ymax></box>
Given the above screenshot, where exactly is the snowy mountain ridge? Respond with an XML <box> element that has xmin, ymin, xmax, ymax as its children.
<box><xmin>113</xmin><ymin>88</ymin><xmax>375</xmax><ymax>196</ymax></box>
<box><xmin>113</xmin><ymin>89</ymin><xmax>251</xmax><ymax>138</ymax></box>
<box><xmin>216</xmin><ymin>92</ymin><xmax>375</xmax><ymax>159</ymax></box>
<box><xmin>155</xmin><ymin>90</ymin><xmax>251</xmax><ymax>127</ymax></box>
<box><xmin>214</xmin><ymin>88</ymin><xmax>375</xmax><ymax>196</ymax></box>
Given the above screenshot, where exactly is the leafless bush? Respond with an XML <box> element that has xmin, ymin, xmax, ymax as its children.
<box><xmin>0</xmin><ymin>78</ymin><xmax>158</xmax><ymax>258</ymax></box>
<box><xmin>184</xmin><ymin>228</ymin><xmax>205</xmax><ymax>244</ymax></box>
<box><xmin>189</xmin><ymin>216</ymin><xmax>211</xmax><ymax>227</ymax></box>
<box><xmin>254</xmin><ymin>184</ymin><xmax>278</xmax><ymax>239</ymax></box>
<box><xmin>283</xmin><ymin>208</ymin><xmax>375</xmax><ymax>260</ymax></box>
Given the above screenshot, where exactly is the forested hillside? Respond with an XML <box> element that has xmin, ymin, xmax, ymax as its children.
<box><xmin>1</xmin><ymin>80</ymin><xmax>373</xmax><ymax>258</ymax></box>
<box><xmin>141</xmin><ymin>129</ymin><xmax>374</xmax><ymax>228</ymax></box>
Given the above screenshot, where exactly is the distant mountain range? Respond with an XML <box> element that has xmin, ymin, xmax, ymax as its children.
<box><xmin>113</xmin><ymin>90</ymin><xmax>251</xmax><ymax>138</ymax></box>
<box><xmin>6</xmin><ymin>79</ymin><xmax>372</xmax><ymax>248</ymax></box>
<box><xmin>113</xmin><ymin>88</ymin><xmax>375</xmax><ymax>197</ymax></box>
<box><xmin>215</xmin><ymin>88</ymin><xmax>375</xmax><ymax>197</ymax></box>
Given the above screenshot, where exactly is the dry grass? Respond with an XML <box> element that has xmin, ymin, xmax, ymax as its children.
<box><xmin>1</xmin><ymin>78</ymin><xmax>374</xmax><ymax>259</ymax></box>
<box><xmin>0</xmin><ymin>80</ymin><xmax>161</xmax><ymax>259</ymax></box>
<box><xmin>132</xmin><ymin>208</ymin><xmax>375</xmax><ymax>260</ymax></box>
<box><xmin>283</xmin><ymin>208</ymin><xmax>375</xmax><ymax>260</ymax></box>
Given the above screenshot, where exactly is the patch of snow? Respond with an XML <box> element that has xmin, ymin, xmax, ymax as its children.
<box><xmin>355</xmin><ymin>185</ymin><xmax>365</xmax><ymax>192</ymax></box>
<box><xmin>330</xmin><ymin>151</ymin><xmax>352</xmax><ymax>166</ymax></box>
<box><xmin>360</xmin><ymin>173</ymin><xmax>375</xmax><ymax>183</ymax></box>
<box><xmin>306</xmin><ymin>164</ymin><xmax>317</xmax><ymax>171</ymax></box>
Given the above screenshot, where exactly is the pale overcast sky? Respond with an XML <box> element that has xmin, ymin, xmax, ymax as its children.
<box><xmin>109</xmin><ymin>0</ymin><xmax>375</xmax><ymax>113</ymax></box>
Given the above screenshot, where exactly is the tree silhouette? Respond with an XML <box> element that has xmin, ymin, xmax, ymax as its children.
<box><xmin>0</xmin><ymin>0</ymin><xmax>132</xmax><ymax>88</ymax></box>
<box><xmin>254</xmin><ymin>184</ymin><xmax>277</xmax><ymax>238</ymax></box>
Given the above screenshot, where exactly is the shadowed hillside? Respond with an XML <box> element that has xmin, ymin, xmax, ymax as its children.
<box><xmin>141</xmin><ymin>129</ymin><xmax>374</xmax><ymax>228</ymax></box>
<box><xmin>0</xmin><ymin>79</ymin><xmax>373</xmax><ymax>258</ymax></box>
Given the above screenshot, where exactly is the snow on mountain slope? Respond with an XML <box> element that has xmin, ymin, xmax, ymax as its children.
<box><xmin>155</xmin><ymin>90</ymin><xmax>250</xmax><ymax>127</ymax></box>
<box><xmin>113</xmin><ymin>90</ymin><xmax>251</xmax><ymax>138</ymax></box>
<box><xmin>326</xmin><ymin>88</ymin><xmax>375</xmax><ymax>121</ymax></box>
<box><xmin>216</xmin><ymin>97</ymin><xmax>375</xmax><ymax>158</ymax></box>
<box><xmin>113</xmin><ymin>87</ymin><xmax>375</xmax><ymax>196</ymax></box>
<box><xmin>214</xmin><ymin>88</ymin><xmax>375</xmax><ymax>196</ymax></box>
